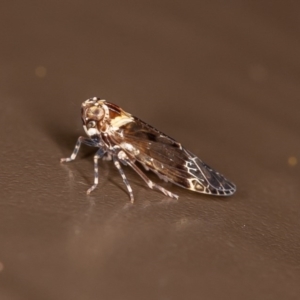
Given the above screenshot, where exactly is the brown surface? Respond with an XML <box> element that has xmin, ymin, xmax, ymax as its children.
<box><xmin>1</xmin><ymin>1</ymin><xmax>300</xmax><ymax>299</ymax></box>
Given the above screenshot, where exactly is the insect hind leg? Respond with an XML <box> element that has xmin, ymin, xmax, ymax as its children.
<box><xmin>117</xmin><ymin>151</ymin><xmax>179</xmax><ymax>200</ymax></box>
<box><xmin>113</xmin><ymin>155</ymin><xmax>135</xmax><ymax>203</ymax></box>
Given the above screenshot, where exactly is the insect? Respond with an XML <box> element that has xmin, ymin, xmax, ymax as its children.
<box><xmin>61</xmin><ymin>97</ymin><xmax>236</xmax><ymax>202</ymax></box>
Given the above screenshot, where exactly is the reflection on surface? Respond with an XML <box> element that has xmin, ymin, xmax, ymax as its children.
<box><xmin>288</xmin><ymin>156</ymin><xmax>297</xmax><ymax>167</ymax></box>
<box><xmin>35</xmin><ymin>66</ymin><xmax>47</xmax><ymax>78</ymax></box>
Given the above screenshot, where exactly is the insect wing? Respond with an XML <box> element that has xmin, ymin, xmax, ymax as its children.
<box><xmin>114</xmin><ymin>117</ymin><xmax>236</xmax><ymax>196</ymax></box>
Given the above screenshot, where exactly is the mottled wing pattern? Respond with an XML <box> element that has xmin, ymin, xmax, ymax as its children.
<box><xmin>113</xmin><ymin>116</ymin><xmax>236</xmax><ymax>196</ymax></box>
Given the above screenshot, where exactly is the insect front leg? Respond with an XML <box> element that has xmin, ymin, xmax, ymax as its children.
<box><xmin>86</xmin><ymin>147</ymin><xmax>106</xmax><ymax>195</ymax></box>
<box><xmin>60</xmin><ymin>136</ymin><xmax>96</xmax><ymax>163</ymax></box>
<box><xmin>117</xmin><ymin>150</ymin><xmax>179</xmax><ymax>200</ymax></box>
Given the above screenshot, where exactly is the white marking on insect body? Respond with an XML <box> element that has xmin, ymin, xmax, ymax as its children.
<box><xmin>117</xmin><ymin>150</ymin><xmax>127</xmax><ymax>160</ymax></box>
<box><xmin>120</xmin><ymin>142</ymin><xmax>140</xmax><ymax>156</ymax></box>
<box><xmin>111</xmin><ymin>115</ymin><xmax>134</xmax><ymax>129</ymax></box>
<box><xmin>87</xmin><ymin>128</ymin><xmax>99</xmax><ymax>136</ymax></box>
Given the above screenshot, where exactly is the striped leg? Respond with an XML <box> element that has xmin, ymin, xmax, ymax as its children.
<box><xmin>113</xmin><ymin>155</ymin><xmax>135</xmax><ymax>203</ymax></box>
<box><xmin>60</xmin><ymin>136</ymin><xmax>95</xmax><ymax>163</ymax></box>
<box><xmin>117</xmin><ymin>151</ymin><xmax>179</xmax><ymax>200</ymax></box>
<box><xmin>86</xmin><ymin>148</ymin><xmax>106</xmax><ymax>195</ymax></box>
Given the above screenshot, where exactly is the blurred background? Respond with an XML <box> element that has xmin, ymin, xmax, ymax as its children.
<box><xmin>0</xmin><ymin>1</ymin><xmax>300</xmax><ymax>299</ymax></box>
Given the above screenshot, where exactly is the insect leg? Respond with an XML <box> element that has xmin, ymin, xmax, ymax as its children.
<box><xmin>86</xmin><ymin>148</ymin><xmax>106</xmax><ymax>195</ymax></box>
<box><xmin>112</xmin><ymin>155</ymin><xmax>135</xmax><ymax>203</ymax></box>
<box><xmin>117</xmin><ymin>151</ymin><xmax>179</xmax><ymax>200</ymax></box>
<box><xmin>60</xmin><ymin>136</ymin><xmax>96</xmax><ymax>163</ymax></box>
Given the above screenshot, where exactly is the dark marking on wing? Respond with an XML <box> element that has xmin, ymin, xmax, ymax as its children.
<box><xmin>107</xmin><ymin>113</ymin><xmax>236</xmax><ymax>196</ymax></box>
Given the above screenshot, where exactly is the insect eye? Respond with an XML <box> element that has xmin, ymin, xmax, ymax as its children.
<box><xmin>87</xmin><ymin>121</ymin><xmax>96</xmax><ymax>128</ymax></box>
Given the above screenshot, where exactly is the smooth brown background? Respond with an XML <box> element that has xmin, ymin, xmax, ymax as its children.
<box><xmin>0</xmin><ymin>1</ymin><xmax>300</xmax><ymax>300</ymax></box>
